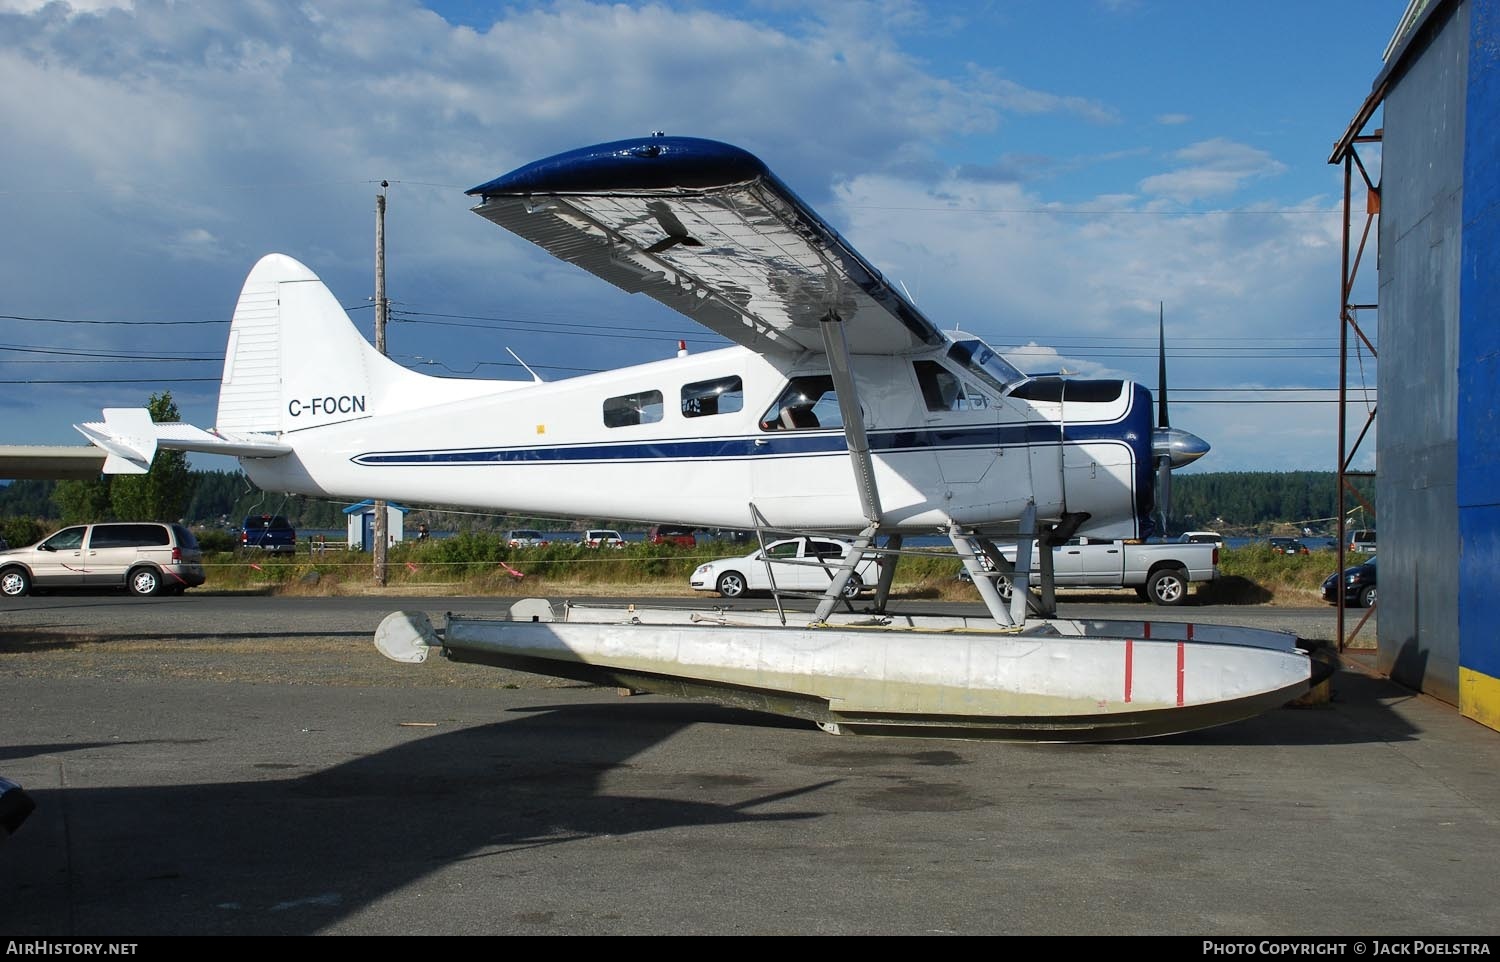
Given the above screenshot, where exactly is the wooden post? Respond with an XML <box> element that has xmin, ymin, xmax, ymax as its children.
<box><xmin>373</xmin><ymin>188</ymin><xmax>388</xmax><ymax>586</ymax></box>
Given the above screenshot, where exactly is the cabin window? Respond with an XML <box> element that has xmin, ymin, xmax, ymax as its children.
<box><xmin>681</xmin><ymin>375</ymin><xmax>743</xmax><ymax>418</ymax></box>
<box><xmin>913</xmin><ymin>360</ymin><xmax>989</xmax><ymax>412</ymax></box>
<box><xmin>603</xmin><ymin>390</ymin><xmax>664</xmax><ymax>428</ymax></box>
<box><xmin>758</xmin><ymin>375</ymin><xmax>842</xmax><ymax>431</ymax></box>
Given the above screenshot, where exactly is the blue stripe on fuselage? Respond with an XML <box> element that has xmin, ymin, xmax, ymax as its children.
<box><xmin>350</xmin><ymin>419</ymin><xmax>1143</xmax><ymax>466</ymax></box>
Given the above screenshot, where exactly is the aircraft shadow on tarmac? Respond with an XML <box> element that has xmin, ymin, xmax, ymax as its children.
<box><xmin>1</xmin><ymin>666</ymin><xmax>1421</xmax><ymax>935</ymax></box>
<box><xmin>3</xmin><ymin>700</ymin><xmax>835</xmax><ymax>935</ymax></box>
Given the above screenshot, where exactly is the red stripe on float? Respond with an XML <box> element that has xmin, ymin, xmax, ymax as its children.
<box><xmin>1124</xmin><ymin>639</ymin><xmax>1134</xmax><ymax>703</ymax></box>
<box><xmin>1177</xmin><ymin>642</ymin><xmax>1186</xmax><ymax>706</ymax></box>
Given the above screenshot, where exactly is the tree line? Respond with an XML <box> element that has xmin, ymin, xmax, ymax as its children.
<box><xmin>2</xmin><ymin>456</ymin><xmax>1376</xmax><ymax>546</ymax></box>
<box><xmin>1171</xmin><ymin>471</ymin><xmax>1375</xmax><ymax>534</ymax></box>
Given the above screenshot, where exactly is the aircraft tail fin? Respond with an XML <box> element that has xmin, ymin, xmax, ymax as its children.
<box><xmin>76</xmin><ymin>254</ymin><xmax>507</xmax><ymax>473</ymax></box>
<box><xmin>216</xmin><ymin>253</ymin><xmax>503</xmax><ymax>435</ymax></box>
<box><xmin>218</xmin><ymin>254</ymin><xmax>382</xmax><ymax>434</ymax></box>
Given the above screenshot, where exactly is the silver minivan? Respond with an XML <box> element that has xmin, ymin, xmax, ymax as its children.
<box><xmin>0</xmin><ymin>522</ymin><xmax>206</xmax><ymax>597</ymax></box>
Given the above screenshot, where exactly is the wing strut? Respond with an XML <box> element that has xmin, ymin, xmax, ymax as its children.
<box><xmin>817</xmin><ymin>311</ymin><xmax>883</xmax><ymax>527</ymax></box>
<box><xmin>806</xmin><ymin>309</ymin><xmax>885</xmax><ymax>624</ymax></box>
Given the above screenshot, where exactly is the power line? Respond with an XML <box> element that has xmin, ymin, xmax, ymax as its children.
<box><xmin>1</xmin><ymin>313</ymin><xmax>228</xmax><ymax>326</ymax></box>
<box><xmin>0</xmin><ymin>377</ymin><xmax>220</xmax><ymax>384</ymax></box>
<box><xmin>0</xmin><ymin>343</ymin><xmax>219</xmax><ymax>361</ymax></box>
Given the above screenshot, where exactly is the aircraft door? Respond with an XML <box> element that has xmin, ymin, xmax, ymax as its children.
<box><xmin>912</xmin><ymin>360</ymin><xmax>1009</xmax><ymax>522</ymax></box>
<box><xmin>751</xmin><ymin>375</ymin><xmax>865</xmax><ymax>525</ymax></box>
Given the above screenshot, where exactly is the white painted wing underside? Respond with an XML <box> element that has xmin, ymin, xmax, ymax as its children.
<box><xmin>471</xmin><ymin>184</ymin><xmax>940</xmax><ymax>358</ymax></box>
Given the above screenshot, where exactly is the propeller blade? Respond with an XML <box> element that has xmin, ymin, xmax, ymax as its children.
<box><xmin>1156</xmin><ymin>456</ymin><xmax>1172</xmax><ymax>536</ymax></box>
<box><xmin>1157</xmin><ymin>302</ymin><xmax>1169</xmax><ymax>429</ymax></box>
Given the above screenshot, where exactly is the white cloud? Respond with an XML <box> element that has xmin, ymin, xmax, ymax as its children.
<box><xmin>828</xmin><ymin>171</ymin><xmax>1349</xmax><ymax>471</ymax></box>
<box><xmin>1138</xmin><ymin>138</ymin><xmax>1288</xmax><ymax>203</ymax></box>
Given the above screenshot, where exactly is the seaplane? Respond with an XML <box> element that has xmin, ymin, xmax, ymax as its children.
<box><xmin>73</xmin><ymin>135</ymin><xmax>1314</xmax><ymax>740</ymax></box>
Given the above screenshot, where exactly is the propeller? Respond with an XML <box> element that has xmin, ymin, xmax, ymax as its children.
<box><xmin>1150</xmin><ymin>303</ymin><xmax>1210</xmax><ymax>538</ymax></box>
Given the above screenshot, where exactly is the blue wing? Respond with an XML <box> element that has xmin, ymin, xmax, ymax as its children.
<box><xmin>467</xmin><ymin>137</ymin><xmax>948</xmax><ymax>357</ymax></box>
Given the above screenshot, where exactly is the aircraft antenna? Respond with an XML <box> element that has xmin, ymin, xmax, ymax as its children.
<box><xmin>506</xmin><ymin>347</ymin><xmax>545</xmax><ymax>383</ymax></box>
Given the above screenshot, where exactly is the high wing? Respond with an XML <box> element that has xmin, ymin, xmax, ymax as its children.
<box><xmin>466</xmin><ymin>137</ymin><xmax>948</xmax><ymax>358</ymax></box>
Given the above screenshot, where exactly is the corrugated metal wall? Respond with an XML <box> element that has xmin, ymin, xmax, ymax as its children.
<box><xmin>1457</xmin><ymin>0</ymin><xmax>1500</xmax><ymax>727</ymax></box>
<box><xmin>1376</xmin><ymin>0</ymin><xmax>1469</xmax><ymax>703</ymax></box>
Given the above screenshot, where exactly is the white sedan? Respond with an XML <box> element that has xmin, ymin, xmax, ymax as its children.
<box><xmin>691</xmin><ymin>536</ymin><xmax>878</xmax><ymax>599</ymax></box>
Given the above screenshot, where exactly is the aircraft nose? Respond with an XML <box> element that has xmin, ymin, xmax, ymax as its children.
<box><xmin>1152</xmin><ymin>427</ymin><xmax>1210</xmax><ymax>468</ymax></box>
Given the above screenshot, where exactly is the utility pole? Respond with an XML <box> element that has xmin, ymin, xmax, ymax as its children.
<box><xmin>373</xmin><ymin>185</ymin><xmax>388</xmax><ymax>586</ymax></box>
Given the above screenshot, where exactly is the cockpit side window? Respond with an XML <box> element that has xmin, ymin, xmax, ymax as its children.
<box><xmin>914</xmin><ymin>360</ymin><xmax>990</xmax><ymax>412</ymax></box>
<box><xmin>759</xmin><ymin>375</ymin><xmax>842</xmax><ymax>431</ymax></box>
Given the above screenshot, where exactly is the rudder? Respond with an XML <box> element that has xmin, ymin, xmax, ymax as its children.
<box><xmin>217</xmin><ymin>254</ymin><xmax>387</xmax><ymax>435</ymax></box>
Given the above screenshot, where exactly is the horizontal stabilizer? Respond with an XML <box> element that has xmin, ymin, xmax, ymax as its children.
<box><xmin>75</xmin><ymin>408</ymin><xmax>291</xmax><ymax>474</ymax></box>
<box><xmin>74</xmin><ymin>408</ymin><xmax>156</xmax><ymax>474</ymax></box>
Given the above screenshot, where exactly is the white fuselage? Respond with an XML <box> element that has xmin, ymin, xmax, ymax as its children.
<box><xmin>240</xmin><ymin>343</ymin><xmax>1148</xmax><ymax>539</ymax></box>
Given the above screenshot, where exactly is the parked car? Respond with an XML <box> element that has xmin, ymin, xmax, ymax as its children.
<box><xmin>1268</xmin><ymin>537</ymin><xmax>1311</xmax><ymax>556</ymax></box>
<box><xmin>1348</xmin><ymin>529</ymin><xmax>1377</xmax><ymax>554</ymax></box>
<box><xmin>966</xmin><ymin>537</ymin><xmax>1217</xmax><ymax>606</ymax></box>
<box><xmin>582</xmin><ymin>529</ymin><xmax>626</xmax><ymax>549</ymax></box>
<box><xmin>648</xmin><ymin>524</ymin><xmax>696</xmax><ymax>547</ymax></box>
<box><xmin>0</xmin><ymin>775</ymin><xmax>35</xmax><ymax>838</ymax></box>
<box><xmin>506</xmin><ymin>529</ymin><xmax>550</xmax><ymax>549</ymax></box>
<box><xmin>691</xmin><ymin>536</ymin><xmax>877</xmax><ymax>599</ymax></box>
<box><xmin>1179</xmin><ymin>530</ymin><xmax>1225</xmax><ymax>548</ymax></box>
<box><xmin>241</xmin><ymin>515</ymin><xmax>297</xmax><ymax>554</ymax></box>
<box><xmin>0</xmin><ymin>521</ymin><xmax>206</xmax><ymax>597</ymax></box>
<box><xmin>1322</xmin><ymin>555</ymin><xmax>1377</xmax><ymax>608</ymax></box>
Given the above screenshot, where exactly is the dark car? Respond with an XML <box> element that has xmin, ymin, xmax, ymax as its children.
<box><xmin>648</xmin><ymin>524</ymin><xmax>697</xmax><ymax>548</ymax></box>
<box><xmin>1269</xmin><ymin>537</ymin><xmax>1310</xmax><ymax>556</ymax></box>
<box><xmin>506</xmin><ymin>529</ymin><xmax>549</xmax><ymax>549</ymax></box>
<box><xmin>1322</xmin><ymin>556</ymin><xmax>1376</xmax><ymax>608</ymax></box>
<box><xmin>241</xmin><ymin>515</ymin><xmax>297</xmax><ymax>554</ymax></box>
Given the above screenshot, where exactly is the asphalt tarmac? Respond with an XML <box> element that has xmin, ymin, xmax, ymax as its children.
<box><xmin>0</xmin><ymin>597</ymin><xmax>1493</xmax><ymax>936</ymax></box>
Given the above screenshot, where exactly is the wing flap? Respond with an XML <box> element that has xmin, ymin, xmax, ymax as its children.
<box><xmin>468</xmin><ymin>137</ymin><xmax>947</xmax><ymax>358</ymax></box>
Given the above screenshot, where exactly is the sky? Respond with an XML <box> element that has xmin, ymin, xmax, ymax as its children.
<box><xmin>0</xmin><ymin>0</ymin><xmax>1401</xmax><ymax>476</ymax></box>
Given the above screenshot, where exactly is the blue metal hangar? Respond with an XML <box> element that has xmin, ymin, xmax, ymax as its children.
<box><xmin>1330</xmin><ymin>0</ymin><xmax>1500</xmax><ymax>730</ymax></box>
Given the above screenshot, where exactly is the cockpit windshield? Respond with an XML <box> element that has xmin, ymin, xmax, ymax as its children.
<box><xmin>948</xmin><ymin>339</ymin><xmax>1025</xmax><ymax>395</ymax></box>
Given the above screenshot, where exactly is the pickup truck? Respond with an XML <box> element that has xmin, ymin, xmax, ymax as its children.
<box><xmin>987</xmin><ymin>537</ymin><xmax>1218</xmax><ymax>606</ymax></box>
<box><xmin>240</xmin><ymin>515</ymin><xmax>297</xmax><ymax>555</ymax></box>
